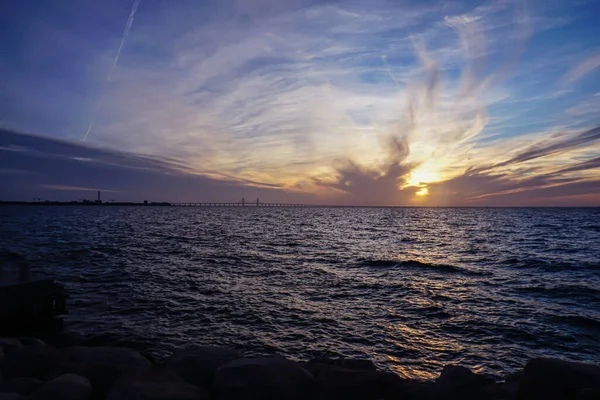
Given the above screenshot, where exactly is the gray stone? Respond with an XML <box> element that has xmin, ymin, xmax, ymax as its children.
<box><xmin>383</xmin><ymin>380</ymin><xmax>437</xmax><ymax>400</ymax></box>
<box><xmin>435</xmin><ymin>365</ymin><xmax>494</xmax><ymax>400</ymax></box>
<box><xmin>577</xmin><ymin>388</ymin><xmax>600</xmax><ymax>399</ymax></box>
<box><xmin>62</xmin><ymin>346</ymin><xmax>151</xmax><ymax>396</ymax></box>
<box><xmin>313</xmin><ymin>367</ymin><xmax>400</xmax><ymax>400</ymax></box>
<box><xmin>483</xmin><ymin>382</ymin><xmax>518</xmax><ymax>400</ymax></box>
<box><xmin>214</xmin><ymin>357</ymin><xmax>314</xmax><ymax>400</ymax></box>
<box><xmin>0</xmin><ymin>340</ymin><xmax>22</xmax><ymax>359</ymax></box>
<box><xmin>308</xmin><ymin>358</ymin><xmax>377</xmax><ymax>372</ymax></box>
<box><xmin>0</xmin><ymin>393</ymin><xmax>25</xmax><ymax>400</ymax></box>
<box><xmin>32</xmin><ymin>373</ymin><xmax>92</xmax><ymax>400</ymax></box>
<box><xmin>517</xmin><ymin>358</ymin><xmax>600</xmax><ymax>400</ymax></box>
<box><xmin>107</xmin><ymin>368</ymin><xmax>210</xmax><ymax>400</ymax></box>
<box><xmin>18</xmin><ymin>338</ymin><xmax>46</xmax><ymax>347</ymax></box>
<box><xmin>0</xmin><ymin>377</ymin><xmax>42</xmax><ymax>395</ymax></box>
<box><xmin>2</xmin><ymin>342</ymin><xmax>63</xmax><ymax>380</ymax></box>
<box><xmin>165</xmin><ymin>345</ymin><xmax>241</xmax><ymax>388</ymax></box>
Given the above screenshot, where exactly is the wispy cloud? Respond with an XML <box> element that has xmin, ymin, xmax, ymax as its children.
<box><xmin>563</xmin><ymin>51</ymin><xmax>600</xmax><ymax>84</ymax></box>
<box><xmin>39</xmin><ymin>184</ymin><xmax>120</xmax><ymax>192</ymax></box>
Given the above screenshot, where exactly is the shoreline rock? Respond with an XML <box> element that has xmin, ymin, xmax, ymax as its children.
<box><xmin>1</xmin><ymin>336</ymin><xmax>599</xmax><ymax>400</ymax></box>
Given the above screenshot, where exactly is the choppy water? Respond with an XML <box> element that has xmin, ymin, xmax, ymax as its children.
<box><xmin>1</xmin><ymin>206</ymin><xmax>599</xmax><ymax>378</ymax></box>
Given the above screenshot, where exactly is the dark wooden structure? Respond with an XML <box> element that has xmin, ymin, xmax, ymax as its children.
<box><xmin>0</xmin><ymin>274</ymin><xmax>67</xmax><ymax>334</ymax></box>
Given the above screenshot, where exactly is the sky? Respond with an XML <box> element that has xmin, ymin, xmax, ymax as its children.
<box><xmin>1</xmin><ymin>0</ymin><xmax>599</xmax><ymax>206</ymax></box>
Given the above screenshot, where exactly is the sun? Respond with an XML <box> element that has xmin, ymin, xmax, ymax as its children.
<box><xmin>416</xmin><ymin>187</ymin><xmax>429</xmax><ymax>196</ymax></box>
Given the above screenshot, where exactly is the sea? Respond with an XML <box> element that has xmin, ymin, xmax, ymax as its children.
<box><xmin>1</xmin><ymin>206</ymin><xmax>599</xmax><ymax>379</ymax></box>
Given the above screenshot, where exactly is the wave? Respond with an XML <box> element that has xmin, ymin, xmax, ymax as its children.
<box><xmin>551</xmin><ymin>315</ymin><xmax>600</xmax><ymax>331</ymax></box>
<box><xmin>357</xmin><ymin>258</ymin><xmax>486</xmax><ymax>276</ymax></box>
<box><xmin>582</xmin><ymin>225</ymin><xmax>600</xmax><ymax>232</ymax></box>
<box><xmin>515</xmin><ymin>284</ymin><xmax>600</xmax><ymax>299</ymax></box>
<box><xmin>501</xmin><ymin>258</ymin><xmax>600</xmax><ymax>272</ymax></box>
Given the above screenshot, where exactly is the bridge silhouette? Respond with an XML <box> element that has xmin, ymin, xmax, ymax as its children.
<box><xmin>171</xmin><ymin>198</ymin><xmax>325</xmax><ymax>208</ymax></box>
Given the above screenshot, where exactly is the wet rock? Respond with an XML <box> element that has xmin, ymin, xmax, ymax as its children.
<box><xmin>214</xmin><ymin>357</ymin><xmax>314</xmax><ymax>400</ymax></box>
<box><xmin>308</xmin><ymin>358</ymin><xmax>377</xmax><ymax>372</ymax></box>
<box><xmin>517</xmin><ymin>358</ymin><xmax>600</xmax><ymax>400</ymax></box>
<box><xmin>577</xmin><ymin>388</ymin><xmax>600</xmax><ymax>399</ymax></box>
<box><xmin>62</xmin><ymin>346</ymin><xmax>151</xmax><ymax>397</ymax></box>
<box><xmin>32</xmin><ymin>373</ymin><xmax>92</xmax><ymax>400</ymax></box>
<box><xmin>0</xmin><ymin>377</ymin><xmax>42</xmax><ymax>395</ymax></box>
<box><xmin>106</xmin><ymin>368</ymin><xmax>210</xmax><ymax>400</ymax></box>
<box><xmin>383</xmin><ymin>380</ymin><xmax>437</xmax><ymax>400</ymax></box>
<box><xmin>313</xmin><ymin>367</ymin><xmax>400</xmax><ymax>400</ymax></box>
<box><xmin>19</xmin><ymin>338</ymin><xmax>46</xmax><ymax>347</ymax></box>
<box><xmin>435</xmin><ymin>365</ymin><xmax>494</xmax><ymax>400</ymax></box>
<box><xmin>483</xmin><ymin>382</ymin><xmax>518</xmax><ymax>400</ymax></box>
<box><xmin>0</xmin><ymin>393</ymin><xmax>25</xmax><ymax>400</ymax></box>
<box><xmin>165</xmin><ymin>345</ymin><xmax>241</xmax><ymax>388</ymax></box>
<box><xmin>0</xmin><ymin>339</ymin><xmax>22</xmax><ymax>359</ymax></box>
<box><xmin>2</xmin><ymin>342</ymin><xmax>63</xmax><ymax>380</ymax></box>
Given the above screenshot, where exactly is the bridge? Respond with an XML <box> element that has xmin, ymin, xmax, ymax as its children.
<box><xmin>171</xmin><ymin>198</ymin><xmax>324</xmax><ymax>208</ymax></box>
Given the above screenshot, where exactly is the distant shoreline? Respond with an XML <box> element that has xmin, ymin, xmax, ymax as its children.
<box><xmin>0</xmin><ymin>201</ymin><xmax>171</xmax><ymax>207</ymax></box>
<box><xmin>1</xmin><ymin>201</ymin><xmax>599</xmax><ymax>208</ymax></box>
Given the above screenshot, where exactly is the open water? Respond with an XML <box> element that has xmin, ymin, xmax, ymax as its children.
<box><xmin>1</xmin><ymin>206</ymin><xmax>599</xmax><ymax>378</ymax></box>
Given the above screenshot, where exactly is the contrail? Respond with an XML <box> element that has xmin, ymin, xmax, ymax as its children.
<box><xmin>83</xmin><ymin>0</ymin><xmax>142</xmax><ymax>141</ymax></box>
<box><xmin>381</xmin><ymin>55</ymin><xmax>401</xmax><ymax>88</ymax></box>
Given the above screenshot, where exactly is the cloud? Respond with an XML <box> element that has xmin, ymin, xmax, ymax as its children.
<box><xmin>563</xmin><ymin>51</ymin><xmax>600</xmax><ymax>84</ymax></box>
<box><xmin>38</xmin><ymin>185</ymin><xmax>121</xmax><ymax>192</ymax></box>
<box><xmin>0</xmin><ymin>129</ymin><xmax>318</xmax><ymax>203</ymax></box>
<box><xmin>484</xmin><ymin>126</ymin><xmax>600</xmax><ymax>170</ymax></box>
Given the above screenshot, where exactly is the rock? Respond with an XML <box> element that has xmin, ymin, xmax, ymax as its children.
<box><xmin>214</xmin><ymin>357</ymin><xmax>314</xmax><ymax>400</ymax></box>
<box><xmin>383</xmin><ymin>380</ymin><xmax>437</xmax><ymax>400</ymax></box>
<box><xmin>308</xmin><ymin>358</ymin><xmax>377</xmax><ymax>372</ymax></box>
<box><xmin>577</xmin><ymin>388</ymin><xmax>600</xmax><ymax>399</ymax></box>
<box><xmin>62</xmin><ymin>346</ymin><xmax>151</xmax><ymax>397</ymax></box>
<box><xmin>435</xmin><ymin>365</ymin><xmax>494</xmax><ymax>400</ymax></box>
<box><xmin>0</xmin><ymin>394</ymin><xmax>25</xmax><ymax>400</ymax></box>
<box><xmin>313</xmin><ymin>367</ymin><xmax>400</xmax><ymax>400</ymax></box>
<box><xmin>165</xmin><ymin>346</ymin><xmax>241</xmax><ymax>388</ymax></box>
<box><xmin>0</xmin><ymin>339</ymin><xmax>22</xmax><ymax>359</ymax></box>
<box><xmin>517</xmin><ymin>358</ymin><xmax>600</xmax><ymax>400</ymax></box>
<box><xmin>32</xmin><ymin>373</ymin><xmax>92</xmax><ymax>400</ymax></box>
<box><xmin>18</xmin><ymin>338</ymin><xmax>46</xmax><ymax>347</ymax></box>
<box><xmin>106</xmin><ymin>368</ymin><xmax>210</xmax><ymax>400</ymax></box>
<box><xmin>0</xmin><ymin>377</ymin><xmax>42</xmax><ymax>395</ymax></box>
<box><xmin>483</xmin><ymin>382</ymin><xmax>518</xmax><ymax>400</ymax></box>
<box><xmin>2</xmin><ymin>342</ymin><xmax>63</xmax><ymax>380</ymax></box>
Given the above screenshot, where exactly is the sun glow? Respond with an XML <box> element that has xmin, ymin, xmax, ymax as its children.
<box><xmin>416</xmin><ymin>187</ymin><xmax>429</xmax><ymax>196</ymax></box>
<box><xmin>407</xmin><ymin>167</ymin><xmax>443</xmax><ymax>187</ymax></box>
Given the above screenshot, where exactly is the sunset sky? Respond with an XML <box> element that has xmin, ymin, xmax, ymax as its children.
<box><xmin>1</xmin><ymin>0</ymin><xmax>599</xmax><ymax>206</ymax></box>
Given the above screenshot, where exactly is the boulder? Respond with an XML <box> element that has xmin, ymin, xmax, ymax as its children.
<box><xmin>106</xmin><ymin>368</ymin><xmax>210</xmax><ymax>400</ymax></box>
<box><xmin>434</xmin><ymin>365</ymin><xmax>495</xmax><ymax>400</ymax></box>
<box><xmin>483</xmin><ymin>382</ymin><xmax>519</xmax><ymax>400</ymax></box>
<box><xmin>2</xmin><ymin>342</ymin><xmax>63</xmax><ymax>380</ymax></box>
<box><xmin>165</xmin><ymin>346</ymin><xmax>241</xmax><ymax>388</ymax></box>
<box><xmin>0</xmin><ymin>340</ymin><xmax>22</xmax><ymax>361</ymax></box>
<box><xmin>31</xmin><ymin>374</ymin><xmax>92</xmax><ymax>400</ymax></box>
<box><xmin>61</xmin><ymin>347</ymin><xmax>151</xmax><ymax>396</ymax></box>
<box><xmin>308</xmin><ymin>358</ymin><xmax>377</xmax><ymax>372</ymax></box>
<box><xmin>18</xmin><ymin>338</ymin><xmax>46</xmax><ymax>347</ymax></box>
<box><xmin>577</xmin><ymin>388</ymin><xmax>600</xmax><ymax>399</ymax></box>
<box><xmin>0</xmin><ymin>394</ymin><xmax>25</xmax><ymax>400</ymax></box>
<box><xmin>214</xmin><ymin>357</ymin><xmax>314</xmax><ymax>400</ymax></box>
<box><xmin>517</xmin><ymin>358</ymin><xmax>600</xmax><ymax>400</ymax></box>
<box><xmin>313</xmin><ymin>367</ymin><xmax>401</xmax><ymax>400</ymax></box>
<box><xmin>383</xmin><ymin>379</ymin><xmax>437</xmax><ymax>400</ymax></box>
<box><xmin>0</xmin><ymin>377</ymin><xmax>42</xmax><ymax>395</ymax></box>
